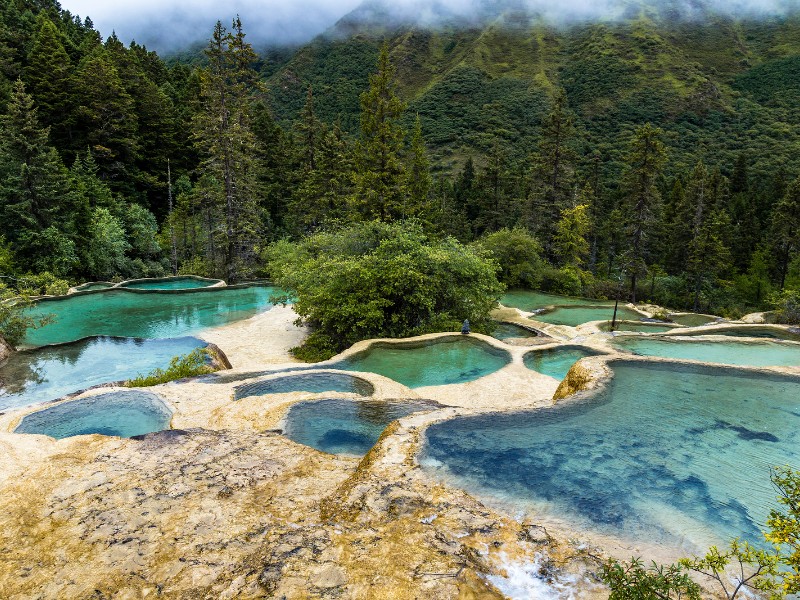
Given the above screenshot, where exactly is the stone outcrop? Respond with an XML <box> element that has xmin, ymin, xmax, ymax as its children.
<box><xmin>0</xmin><ymin>334</ymin><xmax>13</xmax><ymax>362</ymax></box>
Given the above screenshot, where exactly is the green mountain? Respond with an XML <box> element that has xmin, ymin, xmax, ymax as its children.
<box><xmin>266</xmin><ymin>0</ymin><xmax>800</xmax><ymax>186</ymax></box>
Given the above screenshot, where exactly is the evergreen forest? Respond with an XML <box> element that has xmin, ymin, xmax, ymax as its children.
<box><xmin>1</xmin><ymin>0</ymin><xmax>799</xmax><ymax>323</ymax></box>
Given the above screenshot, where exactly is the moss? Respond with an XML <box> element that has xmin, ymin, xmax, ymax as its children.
<box><xmin>125</xmin><ymin>348</ymin><xmax>215</xmax><ymax>387</ymax></box>
<box><xmin>553</xmin><ymin>362</ymin><xmax>594</xmax><ymax>402</ymax></box>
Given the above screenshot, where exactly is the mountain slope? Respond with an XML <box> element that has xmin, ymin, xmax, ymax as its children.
<box><xmin>265</xmin><ymin>0</ymin><xmax>800</xmax><ymax>184</ymax></box>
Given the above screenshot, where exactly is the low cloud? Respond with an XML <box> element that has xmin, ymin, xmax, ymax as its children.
<box><xmin>59</xmin><ymin>0</ymin><xmax>797</xmax><ymax>54</ymax></box>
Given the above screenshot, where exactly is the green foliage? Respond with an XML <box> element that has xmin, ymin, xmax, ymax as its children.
<box><xmin>603</xmin><ymin>468</ymin><xmax>800</xmax><ymax>600</ymax></box>
<box><xmin>193</xmin><ymin>18</ymin><xmax>264</xmax><ymax>281</ymax></box>
<box><xmin>476</xmin><ymin>227</ymin><xmax>543</xmax><ymax>288</ymax></box>
<box><xmin>267</xmin><ymin>221</ymin><xmax>503</xmax><ymax>361</ymax></box>
<box><xmin>353</xmin><ymin>43</ymin><xmax>407</xmax><ymax>221</ymax></box>
<box><xmin>125</xmin><ymin>348</ymin><xmax>214</xmax><ymax>387</ymax></box>
<box><xmin>766</xmin><ymin>467</ymin><xmax>800</xmax><ymax>595</ymax></box>
<box><xmin>16</xmin><ymin>272</ymin><xmax>70</xmax><ymax>296</ymax></box>
<box><xmin>553</xmin><ymin>203</ymin><xmax>591</xmax><ymax>268</ymax></box>
<box><xmin>0</xmin><ymin>283</ymin><xmax>53</xmax><ymax>347</ymax></box>
<box><xmin>770</xmin><ymin>290</ymin><xmax>800</xmax><ymax>325</ymax></box>
<box><xmin>601</xmin><ymin>557</ymin><xmax>702</xmax><ymax>599</ymax></box>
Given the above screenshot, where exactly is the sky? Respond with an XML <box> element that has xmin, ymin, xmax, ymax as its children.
<box><xmin>58</xmin><ymin>0</ymin><xmax>363</xmax><ymax>52</ymax></box>
<box><xmin>58</xmin><ymin>0</ymin><xmax>797</xmax><ymax>53</ymax></box>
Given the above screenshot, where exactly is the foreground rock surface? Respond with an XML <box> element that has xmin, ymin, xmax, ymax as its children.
<box><xmin>0</xmin><ymin>426</ymin><xmax>602</xmax><ymax>598</ymax></box>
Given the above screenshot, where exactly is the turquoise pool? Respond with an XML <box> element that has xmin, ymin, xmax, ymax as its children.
<box><xmin>669</xmin><ymin>313</ymin><xmax>718</xmax><ymax>327</ymax></box>
<box><xmin>333</xmin><ymin>337</ymin><xmax>511</xmax><ymax>388</ymax></box>
<box><xmin>599</xmin><ymin>321</ymin><xmax>680</xmax><ymax>334</ymax></box>
<box><xmin>118</xmin><ymin>277</ymin><xmax>222</xmax><ymax>290</ymax></box>
<box><xmin>501</xmin><ymin>290</ymin><xmax>615</xmax><ymax>312</ymax></box>
<box><xmin>422</xmin><ymin>361</ymin><xmax>800</xmax><ymax>550</ymax></box>
<box><xmin>674</xmin><ymin>327</ymin><xmax>800</xmax><ymax>342</ymax></box>
<box><xmin>612</xmin><ymin>336</ymin><xmax>800</xmax><ymax>367</ymax></box>
<box><xmin>491</xmin><ymin>322</ymin><xmax>540</xmax><ymax>341</ymax></box>
<box><xmin>235</xmin><ymin>372</ymin><xmax>374</xmax><ymax>400</ymax></box>
<box><xmin>15</xmin><ymin>390</ymin><xmax>173</xmax><ymax>439</ymax></box>
<box><xmin>284</xmin><ymin>398</ymin><xmax>439</xmax><ymax>455</ymax></box>
<box><xmin>23</xmin><ymin>285</ymin><xmax>277</xmax><ymax>347</ymax></box>
<box><xmin>0</xmin><ymin>336</ymin><xmax>207</xmax><ymax>411</ymax></box>
<box><xmin>523</xmin><ymin>346</ymin><xmax>603</xmax><ymax>380</ymax></box>
<box><xmin>532</xmin><ymin>306</ymin><xmax>644</xmax><ymax>327</ymax></box>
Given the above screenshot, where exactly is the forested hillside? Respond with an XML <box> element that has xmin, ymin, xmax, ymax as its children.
<box><xmin>1</xmin><ymin>0</ymin><xmax>799</xmax><ymax>321</ymax></box>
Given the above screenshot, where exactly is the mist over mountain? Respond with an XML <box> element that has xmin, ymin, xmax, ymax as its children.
<box><xmin>60</xmin><ymin>0</ymin><xmax>798</xmax><ymax>53</ymax></box>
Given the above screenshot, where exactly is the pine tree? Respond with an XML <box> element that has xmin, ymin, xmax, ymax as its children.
<box><xmin>71</xmin><ymin>47</ymin><xmax>138</xmax><ymax>183</ymax></box>
<box><xmin>405</xmin><ymin>115</ymin><xmax>432</xmax><ymax>221</ymax></box>
<box><xmin>353</xmin><ymin>42</ymin><xmax>407</xmax><ymax>221</ymax></box>
<box><xmin>528</xmin><ymin>88</ymin><xmax>576</xmax><ymax>253</ymax></box>
<box><xmin>24</xmin><ymin>14</ymin><xmax>73</xmax><ymax>148</ymax></box>
<box><xmin>194</xmin><ymin>18</ymin><xmax>263</xmax><ymax>282</ymax></box>
<box><xmin>553</xmin><ymin>201</ymin><xmax>591</xmax><ymax>269</ymax></box>
<box><xmin>771</xmin><ymin>177</ymin><xmax>800</xmax><ymax>290</ymax></box>
<box><xmin>0</xmin><ymin>80</ymin><xmax>75</xmax><ymax>275</ymax></box>
<box><xmin>622</xmin><ymin>123</ymin><xmax>667</xmax><ymax>303</ymax></box>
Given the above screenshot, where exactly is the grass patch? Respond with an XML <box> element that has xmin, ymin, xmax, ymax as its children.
<box><xmin>125</xmin><ymin>348</ymin><xmax>214</xmax><ymax>387</ymax></box>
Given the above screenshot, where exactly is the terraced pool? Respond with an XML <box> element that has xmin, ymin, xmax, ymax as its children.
<box><xmin>612</xmin><ymin>336</ymin><xmax>800</xmax><ymax>367</ymax></box>
<box><xmin>15</xmin><ymin>390</ymin><xmax>173</xmax><ymax>439</ymax></box>
<box><xmin>0</xmin><ymin>336</ymin><xmax>207</xmax><ymax>410</ymax></box>
<box><xmin>23</xmin><ymin>284</ymin><xmax>277</xmax><ymax>347</ymax></box>
<box><xmin>333</xmin><ymin>337</ymin><xmax>511</xmax><ymax>388</ymax></box>
<box><xmin>422</xmin><ymin>361</ymin><xmax>800</xmax><ymax>551</ymax></box>
<box><xmin>284</xmin><ymin>398</ymin><xmax>439</xmax><ymax>455</ymax></box>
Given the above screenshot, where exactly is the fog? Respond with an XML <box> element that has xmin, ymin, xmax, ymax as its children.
<box><xmin>58</xmin><ymin>0</ymin><xmax>797</xmax><ymax>54</ymax></box>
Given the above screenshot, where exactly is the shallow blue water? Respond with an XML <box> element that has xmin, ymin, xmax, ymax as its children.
<box><xmin>533</xmin><ymin>305</ymin><xmax>645</xmax><ymax>327</ymax></box>
<box><xmin>523</xmin><ymin>346</ymin><xmax>603</xmax><ymax>380</ymax></box>
<box><xmin>501</xmin><ymin>290</ymin><xmax>615</xmax><ymax>311</ymax></box>
<box><xmin>284</xmin><ymin>398</ymin><xmax>439</xmax><ymax>455</ymax></box>
<box><xmin>235</xmin><ymin>372</ymin><xmax>374</xmax><ymax>399</ymax></box>
<box><xmin>422</xmin><ymin>361</ymin><xmax>800</xmax><ymax>550</ymax></box>
<box><xmin>0</xmin><ymin>336</ymin><xmax>207</xmax><ymax>410</ymax></box>
<box><xmin>15</xmin><ymin>390</ymin><xmax>173</xmax><ymax>439</ymax></box>
<box><xmin>118</xmin><ymin>277</ymin><xmax>221</xmax><ymax>290</ymax></box>
<box><xmin>491</xmin><ymin>322</ymin><xmax>540</xmax><ymax>341</ymax></box>
<box><xmin>23</xmin><ymin>285</ymin><xmax>276</xmax><ymax>347</ymax></box>
<box><xmin>333</xmin><ymin>337</ymin><xmax>511</xmax><ymax>388</ymax></box>
<box><xmin>613</xmin><ymin>336</ymin><xmax>800</xmax><ymax>367</ymax></box>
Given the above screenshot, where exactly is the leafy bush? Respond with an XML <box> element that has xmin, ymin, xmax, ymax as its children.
<box><xmin>540</xmin><ymin>265</ymin><xmax>584</xmax><ymax>297</ymax></box>
<box><xmin>125</xmin><ymin>348</ymin><xmax>214</xmax><ymax>387</ymax></box>
<box><xmin>771</xmin><ymin>290</ymin><xmax>800</xmax><ymax>325</ymax></box>
<box><xmin>16</xmin><ymin>272</ymin><xmax>70</xmax><ymax>296</ymax></box>
<box><xmin>602</xmin><ymin>467</ymin><xmax>800</xmax><ymax>599</ymax></box>
<box><xmin>0</xmin><ymin>284</ymin><xmax>53</xmax><ymax>347</ymax></box>
<box><xmin>266</xmin><ymin>221</ymin><xmax>504</xmax><ymax>361</ymax></box>
<box><xmin>475</xmin><ymin>227</ymin><xmax>544</xmax><ymax>288</ymax></box>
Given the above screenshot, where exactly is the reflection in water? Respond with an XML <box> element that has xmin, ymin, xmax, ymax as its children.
<box><xmin>0</xmin><ymin>336</ymin><xmax>207</xmax><ymax>410</ymax></box>
<box><xmin>23</xmin><ymin>285</ymin><xmax>277</xmax><ymax>347</ymax></box>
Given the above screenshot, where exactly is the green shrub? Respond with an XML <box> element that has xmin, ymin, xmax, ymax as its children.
<box><xmin>0</xmin><ymin>284</ymin><xmax>53</xmax><ymax>347</ymax></box>
<box><xmin>602</xmin><ymin>467</ymin><xmax>800</xmax><ymax>599</ymax></box>
<box><xmin>771</xmin><ymin>290</ymin><xmax>800</xmax><ymax>325</ymax></box>
<box><xmin>475</xmin><ymin>227</ymin><xmax>544</xmax><ymax>289</ymax></box>
<box><xmin>125</xmin><ymin>348</ymin><xmax>214</xmax><ymax>387</ymax></box>
<box><xmin>17</xmin><ymin>272</ymin><xmax>70</xmax><ymax>296</ymax></box>
<box><xmin>267</xmin><ymin>221</ymin><xmax>503</xmax><ymax>361</ymax></box>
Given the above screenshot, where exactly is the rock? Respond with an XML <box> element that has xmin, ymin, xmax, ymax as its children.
<box><xmin>520</xmin><ymin>524</ymin><xmax>552</xmax><ymax>545</ymax></box>
<box><xmin>312</xmin><ymin>563</ymin><xmax>347</xmax><ymax>589</ymax></box>
<box><xmin>0</xmin><ymin>334</ymin><xmax>13</xmax><ymax>362</ymax></box>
